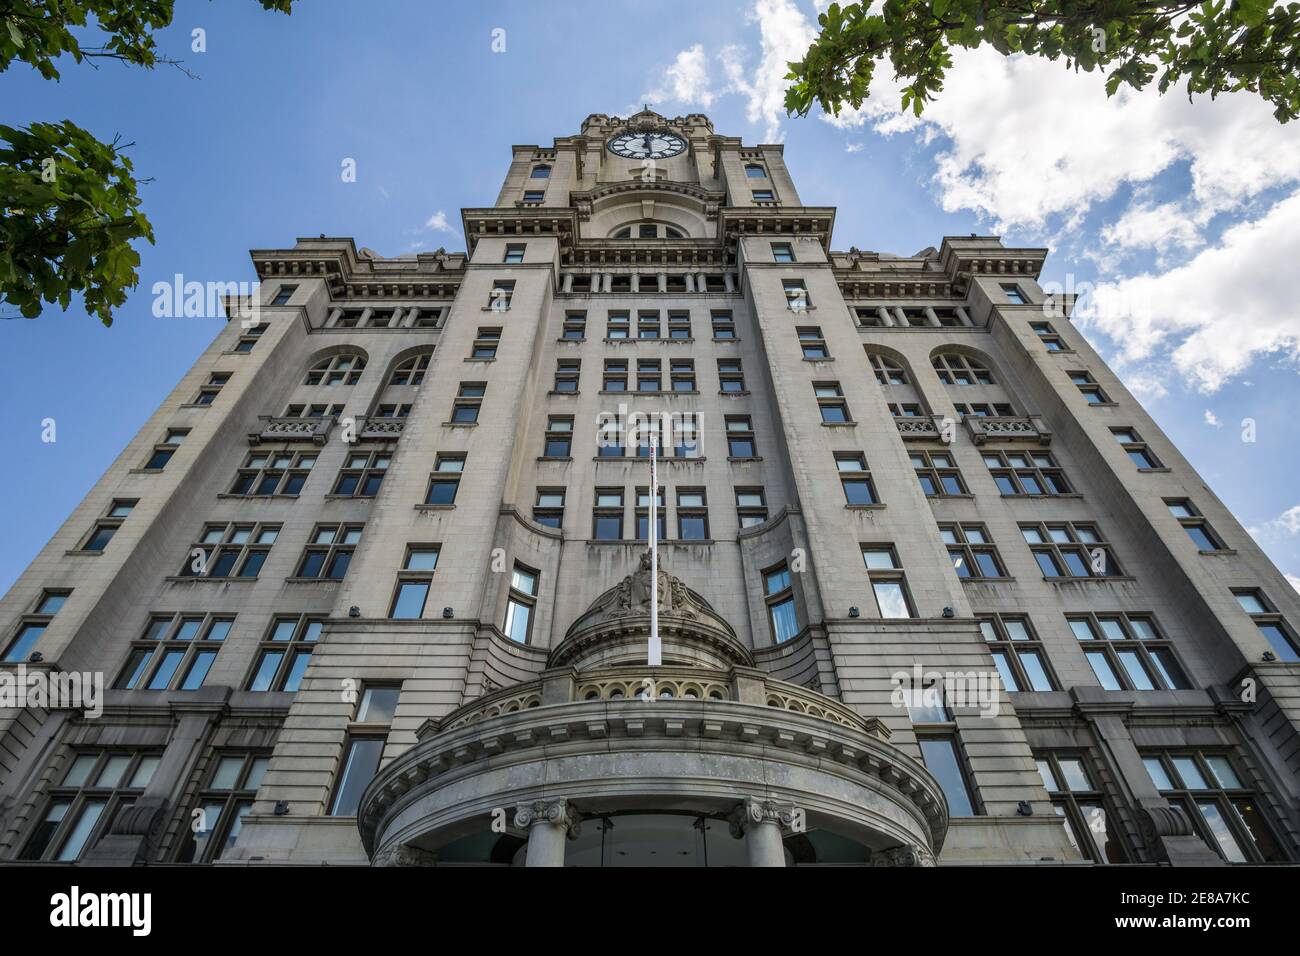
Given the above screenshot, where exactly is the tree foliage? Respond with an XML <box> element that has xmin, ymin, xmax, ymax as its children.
<box><xmin>0</xmin><ymin>0</ymin><xmax>293</xmax><ymax>325</ymax></box>
<box><xmin>784</xmin><ymin>1</ymin><xmax>1300</xmax><ymax>124</ymax></box>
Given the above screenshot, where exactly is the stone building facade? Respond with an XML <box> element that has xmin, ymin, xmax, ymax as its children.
<box><xmin>1</xmin><ymin>111</ymin><xmax>1297</xmax><ymax>867</ymax></box>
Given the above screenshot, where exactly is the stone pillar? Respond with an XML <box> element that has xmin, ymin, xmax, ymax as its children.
<box><xmin>877</xmin><ymin>306</ymin><xmax>893</xmax><ymax>327</ymax></box>
<box><xmin>892</xmin><ymin>306</ymin><xmax>908</xmax><ymax>326</ymax></box>
<box><xmin>723</xmin><ymin>272</ymin><xmax>736</xmax><ymax>293</ymax></box>
<box><xmin>729</xmin><ymin>797</ymin><xmax>795</xmax><ymax>867</ymax></box>
<box><xmin>684</xmin><ymin>274</ymin><xmax>696</xmax><ymax>293</ymax></box>
<box><xmin>562</xmin><ymin>273</ymin><xmax>574</xmax><ymax>293</ymax></box>
<box><xmin>923</xmin><ymin>306</ymin><xmax>941</xmax><ymax>327</ymax></box>
<box><xmin>631</xmin><ymin>274</ymin><xmax>641</xmax><ymax>293</ymax></box>
<box><xmin>515</xmin><ymin>798</ymin><xmax>581</xmax><ymax>867</ymax></box>
<box><xmin>657</xmin><ymin>273</ymin><xmax>668</xmax><ymax>293</ymax></box>
<box><xmin>956</xmin><ymin>305</ymin><xmax>972</xmax><ymax>326</ymax></box>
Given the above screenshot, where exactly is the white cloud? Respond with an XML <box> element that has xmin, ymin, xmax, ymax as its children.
<box><xmin>644</xmin><ymin>44</ymin><xmax>716</xmax><ymax>108</ymax></box>
<box><xmin>1083</xmin><ymin>189</ymin><xmax>1300</xmax><ymax>392</ymax></box>
<box><xmin>425</xmin><ymin>211</ymin><xmax>456</xmax><ymax>234</ymax></box>
<box><xmin>720</xmin><ymin>0</ymin><xmax>818</xmax><ymax>141</ymax></box>
<box><xmin>1287</xmin><ymin>573</ymin><xmax>1300</xmax><ymax>594</ymax></box>
<box><xmin>1276</xmin><ymin>506</ymin><xmax>1300</xmax><ymax>535</ymax></box>
<box><xmin>1204</xmin><ymin>409</ymin><xmax>1222</xmax><ymax>427</ymax></box>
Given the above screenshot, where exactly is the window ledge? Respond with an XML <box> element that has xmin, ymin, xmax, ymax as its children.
<box><xmin>586</xmin><ymin>539</ymin><xmax>715</xmax><ymax>546</ymax></box>
<box><xmin>727</xmin><ymin>456</ymin><xmax>764</xmax><ymax>463</ymax></box>
<box><xmin>464</xmin><ymin>357</ymin><xmax>497</xmax><ymax>363</ymax></box>
<box><xmin>442</xmin><ymin>422</ymin><xmax>479</xmax><ymax>428</ymax></box>
<box><xmin>802</xmin><ymin>357</ymin><xmax>835</xmax><ymax>363</ymax></box>
<box><xmin>177</xmin><ymin>403</ymin><xmax>214</xmax><ymax>410</ymax></box>
<box><xmin>927</xmin><ymin>493</ymin><xmax>975</xmax><ymax>499</ymax></box>
<box><xmin>1198</xmin><ymin>548</ymin><xmax>1238</xmax><ymax>556</ymax></box>
<box><xmin>712</xmin><ymin>338</ymin><xmax>741</xmax><ymax>344</ymax></box>
<box><xmin>481</xmin><ymin>307</ymin><xmax>512</xmax><ymax>312</ymax></box>
<box><xmin>128</xmin><ymin>468</ymin><xmax>167</xmax><ymax>475</ymax></box>
<box><xmin>1043</xmin><ymin>348</ymin><xmax>1077</xmax><ymax>354</ymax></box>
<box><xmin>217</xmin><ymin>493</ymin><xmax>302</xmax><ymax>501</ymax></box>
<box><xmin>959</xmin><ymin>577</ymin><xmax>1016</xmax><ymax>584</ymax></box>
<box><xmin>1085</xmin><ymin>401</ymin><xmax>1120</xmax><ymax>408</ymax></box>
<box><xmin>557</xmin><ymin>338</ymin><xmax>587</xmax><ymax>345</ymax></box>
<box><xmin>415</xmin><ymin>504</ymin><xmax>457</xmax><ymax>512</ymax></box>
<box><xmin>592</xmin><ymin>456</ymin><xmax>707</xmax><ymax>464</ymax></box>
<box><xmin>65</xmin><ymin>549</ymin><xmax>104</xmax><ymax>556</ymax></box>
<box><xmin>164</xmin><ymin>575</ymin><xmax>258</xmax><ymax>583</ymax></box>
<box><xmin>719</xmin><ymin>390</ymin><xmax>750</xmax><ymax>397</ymax></box>
<box><xmin>284</xmin><ymin>577</ymin><xmax>343</xmax><ymax>585</ymax></box>
<box><xmin>537</xmin><ymin>456</ymin><xmax>574</xmax><ymax>462</ymax></box>
<box><xmin>999</xmin><ymin>493</ymin><xmax>1084</xmax><ymax>500</ymax></box>
<box><xmin>1137</xmin><ymin>467</ymin><xmax>1172</xmax><ymax>474</ymax></box>
<box><xmin>322</xmin><ymin>494</ymin><xmax>372</xmax><ymax>501</ymax></box>
<box><xmin>1042</xmin><ymin>575</ymin><xmax>1137</xmax><ymax>584</ymax></box>
<box><xmin>845</xmin><ymin>503</ymin><xmax>886</xmax><ymax>511</ymax></box>
<box><xmin>821</xmin><ymin>421</ymin><xmax>856</xmax><ymax>428</ymax></box>
<box><xmin>548</xmin><ymin>390</ymin><xmax>580</xmax><ymax>397</ymax></box>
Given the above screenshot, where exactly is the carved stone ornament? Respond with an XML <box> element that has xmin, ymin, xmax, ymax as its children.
<box><xmin>728</xmin><ymin>797</ymin><xmax>799</xmax><ymax>839</ymax></box>
<box><xmin>371</xmin><ymin>843</ymin><xmax>438</xmax><ymax>867</ymax></box>
<box><xmin>514</xmin><ymin>798</ymin><xmax>582</xmax><ymax>839</ymax></box>
<box><xmin>1137</xmin><ymin>801</ymin><xmax>1194</xmax><ymax>844</ymax></box>
<box><xmin>609</xmin><ymin>551</ymin><xmax>699</xmax><ymax>620</ymax></box>
<box><xmin>871</xmin><ymin>844</ymin><xmax>936</xmax><ymax>867</ymax></box>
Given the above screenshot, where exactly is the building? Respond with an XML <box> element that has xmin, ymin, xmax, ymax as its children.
<box><xmin>1</xmin><ymin>110</ymin><xmax>1297</xmax><ymax>868</ymax></box>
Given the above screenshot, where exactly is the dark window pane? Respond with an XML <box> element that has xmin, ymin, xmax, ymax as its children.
<box><xmin>180</xmin><ymin>650</ymin><xmax>218</xmax><ymax>690</ymax></box>
<box><xmin>919</xmin><ymin>738</ymin><xmax>975</xmax><ymax>816</ymax></box>
<box><xmin>282</xmin><ymin>650</ymin><xmax>312</xmax><ymax>692</ymax></box>
<box><xmin>391</xmin><ymin>582</ymin><xmax>429</xmax><ymax>620</ymax></box>
<box><xmin>426</xmin><ymin>480</ymin><xmax>459</xmax><ymax>505</ymax></box>
<box><xmin>330</xmin><ymin>739</ymin><xmax>385</xmax><ymax>816</ymax></box>
<box><xmin>248</xmin><ymin>651</ymin><xmax>284</xmax><ymax>691</ymax></box>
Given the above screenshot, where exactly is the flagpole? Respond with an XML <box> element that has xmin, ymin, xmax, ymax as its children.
<box><xmin>649</xmin><ymin>431</ymin><xmax>661</xmax><ymax>666</ymax></box>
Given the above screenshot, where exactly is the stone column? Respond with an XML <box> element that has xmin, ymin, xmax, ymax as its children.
<box><xmin>729</xmin><ymin>797</ymin><xmax>795</xmax><ymax>867</ymax></box>
<box><xmin>956</xmin><ymin>305</ymin><xmax>973</xmax><ymax>326</ymax></box>
<box><xmin>515</xmin><ymin>798</ymin><xmax>581</xmax><ymax>867</ymax></box>
<box><xmin>877</xmin><ymin>306</ymin><xmax>893</xmax><ymax>327</ymax></box>
<box><xmin>562</xmin><ymin>273</ymin><xmax>574</xmax><ymax>293</ymax></box>
<box><xmin>923</xmin><ymin>306</ymin><xmax>941</xmax><ymax>327</ymax></box>
<box><xmin>723</xmin><ymin>272</ymin><xmax>736</xmax><ymax>293</ymax></box>
<box><xmin>892</xmin><ymin>306</ymin><xmax>908</xmax><ymax>326</ymax></box>
<box><xmin>657</xmin><ymin>273</ymin><xmax>668</xmax><ymax>293</ymax></box>
<box><xmin>631</xmin><ymin>274</ymin><xmax>641</xmax><ymax>293</ymax></box>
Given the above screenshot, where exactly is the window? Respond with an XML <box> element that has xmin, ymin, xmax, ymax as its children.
<box><xmin>2</xmin><ymin>589</ymin><xmax>72</xmax><ymax>663</ymax></box>
<box><xmin>772</xmin><ymin>242</ymin><xmax>794</xmax><ymax>263</ymax></box>
<box><xmin>670</xmin><ymin>359</ymin><xmax>696</xmax><ymax>392</ymax></box>
<box><xmin>533</xmin><ymin>489</ymin><xmax>565</xmax><ymax>529</ymax></box>
<box><xmin>672</xmin><ymin>413</ymin><xmax>701</xmax><ymax>459</ymax></box>
<box><xmin>333</xmin><ymin>309</ymin><xmax>363</xmax><ymax>329</ymax></box>
<box><xmin>637</xmin><ymin>310</ymin><xmax>661</xmax><ymax>339</ymax></box>
<box><xmin>18</xmin><ymin>750</ymin><xmax>160</xmax><ymax>861</ymax></box>
<box><xmin>419</xmin><ymin>454</ymin><xmax>463</xmax><ymax>506</ymax></box>
<box><xmin>389</xmin><ymin>353</ymin><xmax>432</xmax><ymax>386</ymax></box>
<box><xmin>554</xmin><ymin>358</ymin><xmax>581</xmax><ymax>392</ymax></box>
<box><xmin>1110</xmin><ymin>427</ymin><xmax>1161</xmax><ymax>469</ymax></box>
<box><xmin>411</xmin><ymin>307</ymin><xmax>443</xmax><ymax>329</ymax></box>
<box><xmin>143</xmin><ymin>427</ymin><xmax>187</xmax><ymax>470</ymax></box>
<box><xmin>932</xmin><ymin>353</ymin><xmax>993</xmax><ymax>385</ymax></box>
<box><xmin>889</xmin><ymin>403</ymin><xmax>924</xmax><ymax>418</ymax></box>
<box><xmin>765</xmin><ymin>564</ymin><xmax>798</xmax><ymax>643</ymax></box>
<box><xmin>941</xmin><ymin>523</ymin><xmax>1008</xmax><ymax>580</ymax></box>
<box><xmin>504</xmin><ymin>564</ymin><xmax>538</xmax><ymax>643</ymax></box>
<box><xmin>246</xmin><ymin>615</ymin><xmax>322</xmax><ymax>692</ymax></box>
<box><xmin>1069</xmin><ymin>613</ymin><xmax>1189</xmax><ymax>691</ymax></box>
<box><xmin>606</xmin><ymin>311</ymin><xmax>630</xmax><ymax>339</ymax></box>
<box><xmin>193</xmin><ymin>371</ymin><xmax>231</xmax><ymax>406</ymax></box>
<box><xmin>677</xmin><ymin>489</ymin><xmax>709</xmax><ymax>540</ymax></box>
<box><xmin>1001</xmin><ymin>283</ymin><xmax>1026</xmax><ymax>304</ymax></box>
<box><xmin>635</xmin><ymin>486</ymin><xmax>667</xmax><ymax>540</ymax></box>
<box><xmin>1164</xmin><ymin>499</ymin><xmax>1226</xmax><ymax>552</ymax></box>
<box><xmin>912</xmin><ymin>450</ymin><xmax>967</xmax><ymax>496</ymax></box>
<box><xmin>835</xmin><ymin>453</ymin><xmax>877</xmax><ymax>505</ymax></box>
<box><xmin>752</xmin><ymin>189</ymin><xmax>775</xmax><ymax>202</ymax></box>
<box><xmin>543</xmin><ymin>416</ymin><xmax>574</xmax><ymax>458</ymax></box>
<box><xmin>815</xmin><ymin>381</ymin><xmax>852</xmax><ymax>423</ymax></box>
<box><xmin>365</xmin><ymin>309</ymin><xmax>395</xmax><ymax>329</ymax></box>
<box><xmin>983</xmin><ymin>449</ymin><xmax>1071</xmax><ymax>496</ymax></box>
<box><xmin>869</xmin><ymin>353</ymin><xmax>908</xmax><ymax>385</ymax></box>
<box><xmin>744</xmin><ymin>164</ymin><xmax>766</xmax><ymax>178</ymax></box>
<box><xmin>1069</xmin><ymin>369</ymin><xmax>1110</xmax><ymax>404</ymax></box>
<box><xmin>597</xmin><ymin>415</ymin><xmax>624</xmax><ymax>458</ymax></box>
<box><xmin>284</xmin><ymin>402</ymin><xmax>345</xmax><ymax>419</ymax></box>
<box><xmin>390</xmin><ymin>547</ymin><xmax>438</xmax><ymax>620</ymax></box>
<box><xmin>735</xmin><ymin>488</ymin><xmax>768</xmax><ymax>528</ymax></box>
<box><xmin>488</xmin><ymin>279</ymin><xmax>514</xmax><ymax>311</ymax></box>
<box><xmin>861</xmin><ymin>546</ymin><xmax>915</xmax><ymax>619</ymax></box>
<box><xmin>332</xmin><ymin>449</ymin><xmax>390</xmax><ymax>498</ymax></box>
<box><xmin>637</xmin><ymin>358</ymin><xmax>662</xmax><ymax>392</ymax></box>
<box><xmin>450</xmin><ymin>382</ymin><xmax>485</xmax><ymax>423</ymax></box>
<box><xmin>562</xmin><ymin>311</ymin><xmax>587</xmax><ymax>340</ymax></box>
<box><xmin>372</xmin><ymin>403</ymin><xmax>412</xmax><ymax>419</ymax></box>
<box><xmin>78</xmin><ymin>499</ymin><xmax>136</xmax><ymax>552</ymax></box>
<box><xmin>633</xmin><ymin>418</ymin><xmax>660</xmax><ymax>459</ymax></box>
<box><xmin>179</xmin><ymin>523</ymin><xmax>278</xmax><ymax>579</ymax></box>
<box><xmin>717</xmin><ymin>359</ymin><xmax>745</xmax><ymax>393</ymax></box>
<box><xmin>1029</xmin><ymin>321</ymin><xmax>1066</xmax><ymax>351</ymax></box>
<box><xmin>610</xmin><ymin>275</ymin><xmax>632</xmax><ymax>293</ymax></box>
<box><xmin>783</xmin><ymin>279</ymin><xmax>809</xmax><ymax>311</ymax></box>
<box><xmin>593</xmin><ymin>488</ymin><xmax>624</xmax><ymax>541</ymax></box>
<box><xmin>233</xmin><ymin>323</ymin><xmax>266</xmax><ymax>352</ymax></box>
<box><xmin>530</xmin><ymin>165</ymin><xmax>551</xmax><ymax>179</ymax></box>
<box><xmin>725</xmin><ymin>416</ymin><xmax>756</xmax><ymax>458</ymax></box>
<box><xmin>603</xmin><ymin>359</ymin><xmax>628</xmax><ymax>392</ymax></box>
<box><xmin>711</xmin><ymin>311</ymin><xmax>736</xmax><ymax>340</ymax></box>
<box><xmin>668</xmin><ymin>311</ymin><xmax>691</xmax><ymax>339</ymax></box>
<box><xmin>230</xmin><ymin>450</ymin><xmax>316</xmax><ymax>497</ymax></box>
<box><xmin>1232</xmin><ymin>589</ymin><xmax>1300</xmax><ymax>662</ymax></box>
<box><xmin>953</xmin><ymin>402</ymin><xmax>1014</xmax><ymax>419</ymax></box>
<box><xmin>522</xmin><ymin>190</ymin><xmax>545</xmax><ymax>204</ymax></box>
<box><xmin>176</xmin><ymin>752</ymin><xmax>269</xmax><ymax>863</ymax></box>
<box><xmin>116</xmin><ymin>613</ymin><xmax>232</xmax><ymax>691</ymax></box>
<box><xmin>305</xmin><ymin>354</ymin><xmax>365</xmax><ymax>386</ymax></box>
<box><xmin>504</xmin><ymin>243</ymin><xmax>526</xmax><ymax>263</ymax></box>
<box><xmin>918</xmin><ymin>736</ymin><xmax>976</xmax><ymax>816</ymax></box>
<box><xmin>979</xmin><ymin>615</ymin><xmax>1055</xmax><ymax>692</ymax></box>
<box><xmin>1035</xmin><ymin>752</ymin><xmax>1126</xmax><ymax>862</ymax></box>
<box><xmin>1021</xmin><ymin>522</ymin><xmax>1120</xmax><ymax>578</ymax></box>
<box><xmin>1142</xmin><ymin>751</ymin><xmax>1287</xmax><ymax>862</ymax></box>
<box><xmin>797</xmin><ymin>326</ymin><xmax>828</xmax><ymax>359</ymax></box>
<box><xmin>329</xmin><ymin>737</ymin><xmax>386</xmax><ymax>817</ymax></box>
<box><xmin>270</xmin><ymin>284</ymin><xmax>297</xmax><ymax>306</ymax></box>
<box><xmin>295</xmin><ymin>524</ymin><xmax>362</xmax><ymax>580</ymax></box>
<box><xmin>471</xmin><ymin>327</ymin><xmax>501</xmax><ymax>360</ymax></box>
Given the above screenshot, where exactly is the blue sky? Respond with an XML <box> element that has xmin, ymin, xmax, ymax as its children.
<box><xmin>2</xmin><ymin>0</ymin><xmax>1298</xmax><ymax>595</ymax></box>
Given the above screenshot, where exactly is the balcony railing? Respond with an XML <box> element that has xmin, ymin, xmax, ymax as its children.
<box><xmin>963</xmin><ymin>414</ymin><xmax>1051</xmax><ymax>445</ymax></box>
<box><xmin>249</xmin><ymin>415</ymin><xmax>334</xmax><ymax>445</ymax></box>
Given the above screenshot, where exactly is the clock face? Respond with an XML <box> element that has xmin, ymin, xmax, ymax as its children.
<box><xmin>608</xmin><ymin>130</ymin><xmax>687</xmax><ymax>160</ymax></box>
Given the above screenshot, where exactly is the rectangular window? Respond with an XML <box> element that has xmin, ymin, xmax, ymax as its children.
<box><xmin>983</xmin><ymin>448</ymin><xmax>1070</xmax><ymax>496</ymax></box>
<box><xmin>175</xmin><ymin>751</ymin><xmax>268</xmax><ymax>863</ymax></box>
<box><xmin>1232</xmin><ymin>589</ymin><xmax>1300</xmax><ymax>662</ymax></box>
<box><xmin>424</xmin><ymin>454</ymin><xmax>465</xmax><ymax>505</ymax></box>
<box><xmin>329</xmin><ymin>737</ymin><xmax>386</xmax><ymax>817</ymax></box>
<box><xmin>332</xmin><ymin>449</ymin><xmax>390</xmax><ymax>498</ymax></box>
<box><xmin>1164</xmin><ymin>499</ymin><xmax>1226</xmax><ymax>552</ymax></box>
<box><xmin>912</xmin><ymin>450</ymin><xmax>966</xmax><ymax>497</ymax></box>
<box><xmin>725</xmin><ymin>416</ymin><xmax>756</xmax><ymax>458</ymax></box>
<box><xmin>232</xmin><ymin>450</ymin><xmax>316</xmax><ymax>497</ymax></box>
<box><xmin>144</xmin><ymin>427</ymin><xmax>188</xmax><ymax>470</ymax></box>
<box><xmin>562</xmin><ymin>311</ymin><xmax>587</xmax><ymax>340</ymax></box>
<box><xmin>270</xmin><ymin>285</ymin><xmax>297</xmax><ymax>306</ymax></box>
<box><xmin>246</xmin><ymin>614</ymin><xmax>322</xmax><ymax>692</ymax></box>
<box><xmin>533</xmin><ymin>489</ymin><xmax>566</xmax><ymax>529</ymax></box>
<box><xmin>389</xmin><ymin>547</ymin><xmax>439</xmax><ymax>620</ymax></box>
<box><xmin>1069</xmin><ymin>369</ymin><xmax>1110</xmax><ymax>404</ymax></box>
<box><xmin>772</xmin><ymin>242</ymin><xmax>794</xmax><ymax>263</ymax></box>
<box><xmin>504</xmin><ymin>564</ymin><xmax>539</xmax><ymax>643</ymax></box>
<box><xmin>711</xmin><ymin>310</ymin><xmax>736</xmax><ymax>340</ymax></box>
<box><xmin>797</xmin><ymin>326</ymin><xmax>828</xmax><ymax>359</ymax></box>
<box><xmin>765</xmin><ymin>564</ymin><xmax>798</xmax><ymax>644</ymax></box>
<box><xmin>3</xmin><ymin>589</ymin><xmax>74</xmax><ymax>664</ymax></box>
<box><xmin>543</xmin><ymin>416</ymin><xmax>574</xmax><ymax>458</ymax></box>
<box><xmin>783</xmin><ymin>280</ymin><xmax>809</xmax><ymax>311</ymax></box>
<box><xmin>179</xmin><ymin>523</ymin><xmax>278</xmax><ymax>579</ymax></box>
<box><xmin>835</xmin><ymin>453</ymin><xmax>877</xmax><ymax>506</ymax></box>
<box><xmin>1022</xmin><ymin>522</ymin><xmax>1120</xmax><ymax>578</ymax></box>
<box><xmin>522</xmin><ymin>190</ymin><xmax>545</xmax><ymax>204</ymax></box>
<box><xmin>78</xmin><ymin>499</ymin><xmax>137</xmax><ymax>552</ymax></box>
<box><xmin>919</xmin><ymin>736</ymin><xmax>977</xmax><ymax>816</ymax></box>
<box><xmin>637</xmin><ymin>310</ymin><xmax>661</xmax><ymax>339</ymax></box>
<box><xmin>606</xmin><ymin>311</ymin><xmax>630</xmax><ymax>339</ymax></box>
<box><xmin>735</xmin><ymin>487</ymin><xmax>768</xmax><ymax>529</ymax></box>
<box><xmin>941</xmin><ymin>523</ymin><xmax>1008</xmax><ymax>580</ymax></box>
<box><xmin>752</xmin><ymin>189</ymin><xmax>775</xmax><ymax>202</ymax></box>
<box><xmin>450</xmin><ymin>382</ymin><xmax>485</xmax><ymax>423</ymax></box>
<box><xmin>814</xmin><ymin>381</ymin><xmax>851</xmax><ymax>424</ymax></box>
<box><xmin>979</xmin><ymin>615</ymin><xmax>1056</xmax><ymax>692</ymax></box>
<box><xmin>593</xmin><ymin>488</ymin><xmax>624</xmax><ymax>541</ymax></box>
<box><xmin>192</xmin><ymin>371</ymin><xmax>231</xmax><ymax>406</ymax></box>
<box><xmin>861</xmin><ymin>546</ymin><xmax>915</xmax><ymax>619</ymax></box>
<box><xmin>717</xmin><ymin>358</ymin><xmax>745</xmax><ymax>393</ymax></box>
<box><xmin>1069</xmin><ymin>613</ymin><xmax>1188</xmax><ymax>690</ymax></box>
<box><xmin>115</xmin><ymin>613</ymin><xmax>232</xmax><ymax>691</ymax></box>
<box><xmin>295</xmin><ymin>524</ymin><xmax>362</xmax><ymax>581</ymax></box>
<box><xmin>554</xmin><ymin>358</ymin><xmax>581</xmax><ymax>393</ymax></box>
<box><xmin>503</xmin><ymin>243</ymin><xmax>526</xmax><ymax>264</ymax></box>
<box><xmin>634</xmin><ymin>486</ymin><xmax>667</xmax><ymax>541</ymax></box>
<box><xmin>676</xmin><ymin>488</ymin><xmax>709</xmax><ymax>541</ymax></box>
<box><xmin>1035</xmin><ymin>752</ymin><xmax>1126</xmax><ymax>862</ymax></box>
<box><xmin>488</xmin><ymin>280</ymin><xmax>514</xmax><ymax>311</ymax></box>
<box><xmin>1001</xmin><ymin>283</ymin><xmax>1026</xmax><ymax>304</ymax></box>
<box><xmin>636</xmin><ymin>358</ymin><xmax>662</xmax><ymax>392</ymax></box>
<box><xmin>603</xmin><ymin>359</ymin><xmax>628</xmax><ymax>391</ymax></box>
<box><xmin>1030</xmin><ymin>321</ymin><xmax>1067</xmax><ymax>351</ymax></box>
<box><xmin>471</xmin><ymin>327</ymin><xmax>501</xmax><ymax>360</ymax></box>
<box><xmin>668</xmin><ymin>311</ymin><xmax>691</xmax><ymax>339</ymax></box>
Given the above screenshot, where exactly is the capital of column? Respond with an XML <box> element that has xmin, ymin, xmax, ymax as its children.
<box><xmin>871</xmin><ymin>843</ymin><xmax>936</xmax><ymax>867</ymax></box>
<box><xmin>514</xmin><ymin>797</ymin><xmax>582</xmax><ymax>839</ymax></box>
<box><xmin>728</xmin><ymin>797</ymin><xmax>799</xmax><ymax>839</ymax></box>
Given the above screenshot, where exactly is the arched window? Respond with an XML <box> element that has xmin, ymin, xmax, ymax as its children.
<box><xmin>664</xmin><ymin>226</ymin><xmax>685</xmax><ymax>239</ymax></box>
<box><xmin>933</xmin><ymin>353</ymin><xmax>993</xmax><ymax>386</ymax></box>
<box><xmin>389</xmin><ymin>352</ymin><xmax>432</xmax><ymax>386</ymax></box>
<box><xmin>869</xmin><ymin>353</ymin><xmax>908</xmax><ymax>385</ymax></box>
<box><xmin>305</xmin><ymin>353</ymin><xmax>365</xmax><ymax>386</ymax></box>
<box><xmin>531</xmin><ymin>165</ymin><xmax>551</xmax><ymax>179</ymax></box>
<box><xmin>613</xmin><ymin>226</ymin><xmax>632</xmax><ymax>239</ymax></box>
<box><xmin>610</xmin><ymin>222</ymin><xmax>687</xmax><ymax>240</ymax></box>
